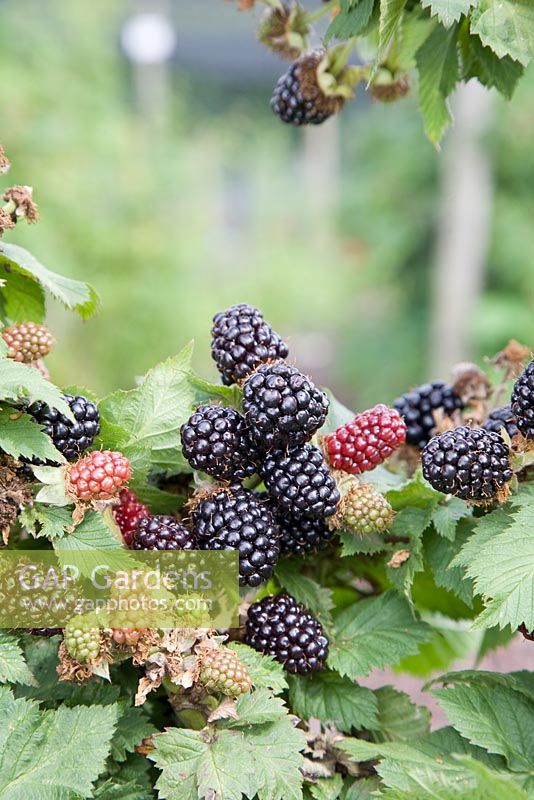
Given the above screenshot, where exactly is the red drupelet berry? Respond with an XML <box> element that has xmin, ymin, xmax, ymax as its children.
<box><xmin>67</xmin><ymin>450</ymin><xmax>131</xmax><ymax>501</ymax></box>
<box><xmin>324</xmin><ymin>404</ymin><xmax>406</xmax><ymax>475</ymax></box>
<box><xmin>113</xmin><ymin>488</ymin><xmax>150</xmax><ymax>545</ymax></box>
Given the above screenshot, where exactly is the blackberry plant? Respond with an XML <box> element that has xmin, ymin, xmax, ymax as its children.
<box><xmin>2</xmin><ymin>148</ymin><xmax>534</xmax><ymax>800</ymax></box>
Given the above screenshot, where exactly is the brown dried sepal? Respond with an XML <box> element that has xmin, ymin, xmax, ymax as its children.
<box><xmin>451</xmin><ymin>362</ymin><xmax>492</xmax><ymax>407</ymax></box>
<box><xmin>0</xmin><ymin>145</ymin><xmax>10</xmax><ymax>174</ymax></box>
<box><xmin>387</xmin><ymin>549</ymin><xmax>411</xmax><ymax>568</ymax></box>
<box><xmin>258</xmin><ymin>3</ymin><xmax>309</xmax><ymax>61</ymax></box>
<box><xmin>0</xmin><ymin>454</ymin><xmax>33</xmax><ymax>543</ymax></box>
<box><xmin>3</xmin><ymin>185</ymin><xmax>39</xmax><ymax>223</ymax></box>
<box><xmin>491</xmin><ymin>340</ymin><xmax>532</xmax><ymax>378</ymax></box>
<box><xmin>0</xmin><ymin>208</ymin><xmax>15</xmax><ymax>237</ymax></box>
<box><xmin>370</xmin><ymin>76</ymin><xmax>410</xmax><ymax>102</ymax></box>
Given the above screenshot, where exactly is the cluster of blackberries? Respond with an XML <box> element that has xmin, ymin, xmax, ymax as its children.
<box><xmin>181</xmin><ymin>305</ymin><xmax>340</xmax><ymax>581</ymax></box>
<box><xmin>271</xmin><ymin>50</ymin><xmax>344</xmax><ymax>126</ymax></box>
<box><xmin>418</xmin><ymin>358</ymin><xmax>534</xmax><ymax>501</ymax></box>
<box><xmin>394</xmin><ymin>381</ymin><xmax>464</xmax><ymax>449</ymax></box>
<box><xmin>27</xmin><ymin>394</ymin><xmax>100</xmax><ymax>463</ymax></box>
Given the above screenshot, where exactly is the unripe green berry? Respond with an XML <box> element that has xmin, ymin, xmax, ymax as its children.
<box><xmin>64</xmin><ymin>617</ymin><xmax>101</xmax><ymax>663</ymax></box>
<box><xmin>334</xmin><ymin>482</ymin><xmax>395</xmax><ymax>535</ymax></box>
<box><xmin>199</xmin><ymin>648</ymin><xmax>252</xmax><ymax>698</ymax></box>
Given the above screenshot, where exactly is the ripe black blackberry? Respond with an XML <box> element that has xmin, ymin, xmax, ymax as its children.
<box><xmin>211</xmin><ymin>304</ymin><xmax>288</xmax><ymax>386</ymax></box>
<box><xmin>422</xmin><ymin>426</ymin><xmax>512</xmax><ymax>501</ymax></box>
<box><xmin>245</xmin><ymin>592</ymin><xmax>329</xmax><ymax>674</ymax></box>
<box><xmin>243</xmin><ymin>363</ymin><xmax>329</xmax><ymax>450</ymax></box>
<box><xmin>260</xmin><ymin>443</ymin><xmax>340</xmax><ymax>518</ymax></box>
<box><xmin>27</xmin><ymin>394</ymin><xmax>100</xmax><ymax>462</ymax></box>
<box><xmin>191</xmin><ymin>487</ymin><xmax>280</xmax><ymax>587</ymax></box>
<box><xmin>131</xmin><ymin>515</ymin><xmax>196</xmax><ymax>550</ymax></box>
<box><xmin>511</xmin><ymin>358</ymin><xmax>534</xmax><ymax>439</ymax></box>
<box><xmin>394</xmin><ymin>381</ymin><xmax>464</xmax><ymax>448</ymax></box>
<box><xmin>277</xmin><ymin>512</ymin><xmax>334</xmax><ymax>556</ymax></box>
<box><xmin>483</xmin><ymin>405</ymin><xmax>519</xmax><ymax>439</ymax></box>
<box><xmin>271</xmin><ymin>50</ymin><xmax>343</xmax><ymax>125</ymax></box>
<box><xmin>180</xmin><ymin>404</ymin><xmax>258</xmax><ymax>481</ymax></box>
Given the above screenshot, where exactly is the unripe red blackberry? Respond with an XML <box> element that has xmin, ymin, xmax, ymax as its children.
<box><xmin>211</xmin><ymin>304</ymin><xmax>288</xmax><ymax>386</ymax></box>
<box><xmin>131</xmin><ymin>515</ymin><xmax>195</xmax><ymax>550</ymax></box>
<box><xmin>113</xmin><ymin>489</ymin><xmax>150</xmax><ymax>546</ymax></box>
<box><xmin>64</xmin><ymin>617</ymin><xmax>101</xmax><ymax>663</ymax></box>
<box><xmin>199</xmin><ymin>648</ymin><xmax>252</xmax><ymax>697</ymax></box>
<box><xmin>260</xmin><ymin>443</ymin><xmax>340</xmax><ymax>519</ymax></box>
<box><xmin>245</xmin><ymin>592</ymin><xmax>329</xmax><ymax>674</ymax></box>
<box><xmin>191</xmin><ymin>486</ymin><xmax>280</xmax><ymax>587</ymax></box>
<box><xmin>180</xmin><ymin>404</ymin><xmax>258</xmax><ymax>481</ymax></box>
<box><xmin>278</xmin><ymin>512</ymin><xmax>335</xmax><ymax>556</ymax></box>
<box><xmin>243</xmin><ymin>363</ymin><xmax>329</xmax><ymax>450</ymax></box>
<box><xmin>2</xmin><ymin>321</ymin><xmax>55</xmax><ymax>363</ymax></box>
<box><xmin>271</xmin><ymin>50</ymin><xmax>344</xmax><ymax>125</ymax></box>
<box><xmin>511</xmin><ymin>358</ymin><xmax>534</xmax><ymax>439</ymax></box>
<box><xmin>27</xmin><ymin>394</ymin><xmax>100</xmax><ymax>463</ymax></box>
<box><xmin>67</xmin><ymin>450</ymin><xmax>131</xmax><ymax>501</ymax></box>
<box><xmin>483</xmin><ymin>405</ymin><xmax>519</xmax><ymax>439</ymax></box>
<box><xmin>394</xmin><ymin>381</ymin><xmax>464</xmax><ymax>449</ymax></box>
<box><xmin>422</xmin><ymin>426</ymin><xmax>513</xmax><ymax>501</ymax></box>
<box><xmin>334</xmin><ymin>482</ymin><xmax>394</xmax><ymax>535</ymax></box>
<box><xmin>324</xmin><ymin>404</ymin><xmax>406</xmax><ymax>474</ymax></box>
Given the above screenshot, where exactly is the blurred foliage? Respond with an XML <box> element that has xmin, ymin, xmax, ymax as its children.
<box><xmin>0</xmin><ymin>0</ymin><xmax>532</xmax><ymax>406</ymax></box>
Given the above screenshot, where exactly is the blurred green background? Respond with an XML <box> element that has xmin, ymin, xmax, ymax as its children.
<box><xmin>1</xmin><ymin>0</ymin><xmax>533</xmax><ymax>407</ymax></box>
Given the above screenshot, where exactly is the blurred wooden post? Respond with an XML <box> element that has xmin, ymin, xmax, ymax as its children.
<box><xmin>429</xmin><ymin>82</ymin><xmax>495</xmax><ymax>375</ymax></box>
<box><xmin>302</xmin><ymin>116</ymin><xmax>340</xmax><ymax>243</ymax></box>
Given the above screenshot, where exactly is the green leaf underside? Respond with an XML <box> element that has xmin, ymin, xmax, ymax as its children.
<box><xmin>416</xmin><ymin>22</ymin><xmax>459</xmax><ymax>144</ymax></box>
<box><xmin>421</xmin><ymin>0</ymin><xmax>473</xmax><ymax>27</ymax></box>
<box><xmin>0</xmin><ymin>242</ymin><xmax>99</xmax><ymax>319</ymax></box>
<box><xmin>328</xmin><ymin>591</ymin><xmax>432</xmax><ymax>678</ymax></box>
<box><xmin>470</xmin><ymin>0</ymin><xmax>534</xmax><ymax>67</ymax></box>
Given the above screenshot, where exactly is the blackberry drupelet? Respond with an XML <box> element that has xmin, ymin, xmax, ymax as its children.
<box><xmin>394</xmin><ymin>381</ymin><xmax>464</xmax><ymax>448</ymax></box>
<box><xmin>191</xmin><ymin>487</ymin><xmax>280</xmax><ymax>587</ymax></box>
<box><xmin>422</xmin><ymin>426</ymin><xmax>512</xmax><ymax>501</ymax></box>
<box><xmin>511</xmin><ymin>358</ymin><xmax>534</xmax><ymax>439</ymax></box>
<box><xmin>271</xmin><ymin>50</ymin><xmax>343</xmax><ymax>125</ymax></box>
<box><xmin>260</xmin><ymin>443</ymin><xmax>340</xmax><ymax>519</ymax></box>
<box><xmin>67</xmin><ymin>450</ymin><xmax>131</xmax><ymax>501</ymax></box>
<box><xmin>211</xmin><ymin>304</ymin><xmax>288</xmax><ymax>386</ymax></box>
<box><xmin>180</xmin><ymin>404</ymin><xmax>258</xmax><ymax>481</ymax></box>
<box><xmin>483</xmin><ymin>405</ymin><xmax>519</xmax><ymax>439</ymax></box>
<box><xmin>277</xmin><ymin>512</ymin><xmax>334</xmax><ymax>556</ymax></box>
<box><xmin>245</xmin><ymin>592</ymin><xmax>329</xmax><ymax>674</ymax></box>
<box><xmin>27</xmin><ymin>394</ymin><xmax>100</xmax><ymax>463</ymax></box>
<box><xmin>131</xmin><ymin>515</ymin><xmax>196</xmax><ymax>551</ymax></box>
<box><xmin>243</xmin><ymin>363</ymin><xmax>329</xmax><ymax>450</ymax></box>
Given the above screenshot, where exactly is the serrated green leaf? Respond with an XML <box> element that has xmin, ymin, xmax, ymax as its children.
<box><xmin>432</xmin><ymin>682</ymin><xmax>534</xmax><ymax>771</ymax></box>
<box><xmin>425</xmin><ymin>523</ymin><xmax>475</xmax><ymax>607</ymax></box>
<box><xmin>421</xmin><ymin>0</ymin><xmax>473</xmax><ymax>27</ymax></box>
<box><xmin>470</xmin><ymin>0</ymin><xmax>534</xmax><ymax>67</ymax></box>
<box><xmin>329</xmin><ymin>591</ymin><xmax>431</xmax><ymax>678</ymax></box>
<box><xmin>426</xmin><ymin>669</ymin><xmax>534</xmax><ymax>704</ymax></box>
<box><xmin>110</xmin><ymin>704</ymin><xmax>157</xmax><ymax>763</ymax></box>
<box><xmin>227</xmin><ymin>689</ymin><xmax>289</xmax><ymax>727</ymax></box>
<box><xmin>0</xmin><ymin>270</ymin><xmax>45</xmax><ymax>324</ymax></box>
<box><xmin>55</xmin><ymin>510</ymin><xmax>123</xmax><ymax>551</ymax></box>
<box><xmin>0</xmin><ymin>408</ymin><xmax>65</xmax><ymax>464</ymax></box>
<box><xmin>325</xmin><ymin>0</ymin><xmax>376</xmax><ymax>42</ymax></box>
<box><xmin>378</xmin><ymin>0</ymin><xmax>408</xmax><ymax>61</ymax></box>
<box><xmin>98</xmin><ymin>344</ymin><xmax>197</xmax><ymax>476</ymax></box>
<box><xmin>0</xmin><ymin>242</ymin><xmax>99</xmax><ymax>319</ymax></box>
<box><xmin>0</xmin><ymin>632</ymin><xmax>36</xmax><ymax>686</ymax></box>
<box><xmin>308</xmin><ymin>774</ymin><xmax>343</xmax><ymax>800</ymax></box>
<box><xmin>455</xmin><ymin>495</ymin><xmax>534</xmax><ymax>630</ymax></box>
<box><xmin>188</xmin><ymin>374</ymin><xmax>242</xmax><ymax>409</ymax></box>
<box><xmin>432</xmin><ymin>497</ymin><xmax>472</xmax><ymax>540</ymax></box>
<box><xmin>416</xmin><ymin>22</ymin><xmax>459</xmax><ymax>144</ymax></box>
<box><xmin>19</xmin><ymin>505</ymin><xmax>73</xmax><ymax>540</ymax></box>
<box><xmin>338</xmin><ymin>530</ymin><xmax>387</xmax><ymax>556</ymax></box>
<box><xmin>460</xmin><ymin>30</ymin><xmax>524</xmax><ymax>98</ymax></box>
<box><xmin>227</xmin><ymin>643</ymin><xmax>288</xmax><ymax>695</ymax></box>
<box><xmin>275</xmin><ymin>562</ymin><xmax>334</xmax><ymax>627</ymax></box>
<box><xmin>371</xmin><ymin>686</ymin><xmax>430</xmax><ymax>741</ymax></box>
<box><xmin>287</xmin><ymin>670</ymin><xmax>378</xmax><ymax>733</ymax></box>
<box><xmin>93</xmin><ymin>780</ymin><xmax>153</xmax><ymax>800</ymax></box>
<box><xmin>386</xmin><ymin>469</ymin><xmax>441</xmax><ymax>510</ymax></box>
<box><xmin>0</xmin><ymin>357</ymin><xmax>71</xmax><ymax>416</ymax></box>
<box><xmin>0</xmin><ymin>687</ymin><xmax>118</xmax><ymax>798</ymax></box>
